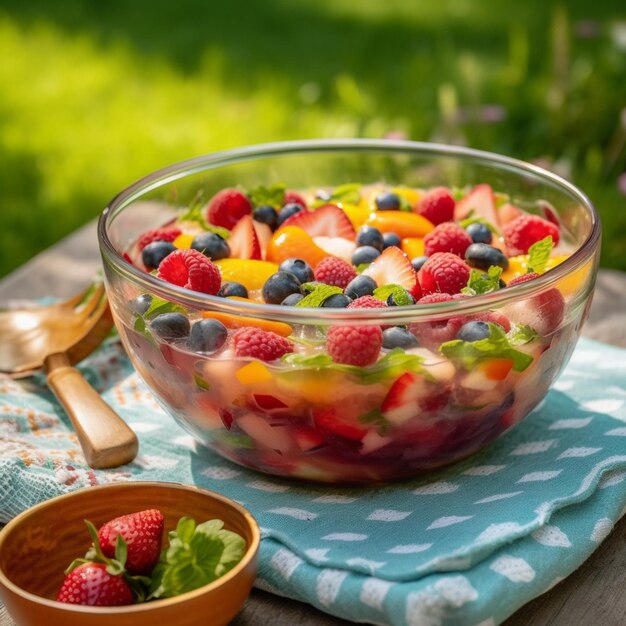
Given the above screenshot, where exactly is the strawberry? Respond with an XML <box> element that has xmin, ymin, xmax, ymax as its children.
<box><xmin>98</xmin><ymin>509</ymin><xmax>165</xmax><ymax>576</ymax></box>
<box><xmin>280</xmin><ymin>204</ymin><xmax>356</xmax><ymax>240</ymax></box>
<box><xmin>205</xmin><ymin>188</ymin><xmax>252</xmax><ymax>230</ymax></box>
<box><xmin>228</xmin><ymin>215</ymin><xmax>262</xmax><ymax>260</ymax></box>
<box><xmin>381</xmin><ymin>371</ymin><xmax>427</xmax><ymax>425</ymax></box>
<box><xmin>56</xmin><ymin>562</ymin><xmax>134</xmax><ymax>606</ymax></box>
<box><xmin>292</xmin><ymin>425</ymin><xmax>326</xmax><ymax>452</ymax></box>
<box><xmin>312</xmin><ymin>406</ymin><xmax>368</xmax><ymax>441</ymax></box>
<box><xmin>362</xmin><ymin>246</ymin><xmax>417</xmax><ymax>294</ymax></box>
<box><xmin>454</xmin><ymin>184</ymin><xmax>499</xmax><ymax>228</ymax></box>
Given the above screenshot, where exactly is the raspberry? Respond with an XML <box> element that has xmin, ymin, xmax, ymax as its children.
<box><xmin>503</xmin><ymin>214</ymin><xmax>560</xmax><ymax>255</ymax></box>
<box><xmin>157</xmin><ymin>249</ymin><xmax>221</xmax><ymax>295</ymax></box>
<box><xmin>507</xmin><ymin>272</ymin><xmax>540</xmax><ymax>287</ymax></box>
<box><xmin>423</xmin><ymin>222</ymin><xmax>473</xmax><ymax>257</ymax></box>
<box><xmin>417</xmin><ymin>293</ymin><xmax>454</xmax><ymax>304</ymax></box>
<box><xmin>347</xmin><ymin>296</ymin><xmax>387</xmax><ymax>310</ymax></box>
<box><xmin>137</xmin><ymin>226</ymin><xmax>182</xmax><ymax>252</ymax></box>
<box><xmin>418</xmin><ymin>252</ymin><xmax>471</xmax><ymax>295</ymax></box>
<box><xmin>206</xmin><ymin>188</ymin><xmax>253</xmax><ymax>230</ymax></box>
<box><xmin>314</xmin><ymin>256</ymin><xmax>357</xmax><ymax>289</ymax></box>
<box><xmin>326</xmin><ymin>325</ymin><xmax>383</xmax><ymax>367</ymax></box>
<box><xmin>415</xmin><ymin>187</ymin><xmax>455</xmax><ymax>225</ymax></box>
<box><xmin>231</xmin><ymin>327</ymin><xmax>294</xmax><ymax>361</ymax></box>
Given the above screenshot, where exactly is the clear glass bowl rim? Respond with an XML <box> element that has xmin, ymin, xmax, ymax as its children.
<box><xmin>97</xmin><ymin>139</ymin><xmax>601</xmax><ymax>325</ymax></box>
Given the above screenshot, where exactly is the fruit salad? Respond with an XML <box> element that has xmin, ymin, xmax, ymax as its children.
<box><xmin>114</xmin><ymin>182</ymin><xmax>584</xmax><ymax>482</ymax></box>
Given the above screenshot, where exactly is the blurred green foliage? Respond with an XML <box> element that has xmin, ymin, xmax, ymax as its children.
<box><xmin>0</xmin><ymin>0</ymin><xmax>625</xmax><ymax>277</ymax></box>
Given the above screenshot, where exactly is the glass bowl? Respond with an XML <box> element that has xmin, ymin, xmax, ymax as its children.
<box><xmin>98</xmin><ymin>139</ymin><xmax>601</xmax><ymax>483</ymax></box>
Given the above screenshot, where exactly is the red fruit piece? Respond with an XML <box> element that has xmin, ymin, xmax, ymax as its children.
<box><xmin>362</xmin><ymin>246</ymin><xmax>417</xmax><ymax>293</ymax></box>
<box><xmin>253</xmin><ymin>394</ymin><xmax>289</xmax><ymax>411</ymax></box>
<box><xmin>284</xmin><ymin>190</ymin><xmax>308</xmax><ymax>208</ymax></box>
<box><xmin>98</xmin><ymin>509</ymin><xmax>165</xmax><ymax>576</ymax></box>
<box><xmin>206</xmin><ymin>188</ymin><xmax>253</xmax><ymax>230</ymax></box>
<box><xmin>313</xmin><ymin>406</ymin><xmax>367</xmax><ymax>441</ymax></box>
<box><xmin>415</xmin><ymin>187</ymin><xmax>455</xmax><ymax>225</ymax></box>
<box><xmin>326</xmin><ymin>324</ymin><xmax>382</xmax><ymax>367</ymax></box>
<box><xmin>56</xmin><ymin>562</ymin><xmax>134</xmax><ymax>606</ymax></box>
<box><xmin>292</xmin><ymin>425</ymin><xmax>326</xmax><ymax>451</ymax></box>
<box><xmin>157</xmin><ymin>249</ymin><xmax>221</xmax><ymax>294</ymax></box>
<box><xmin>381</xmin><ymin>371</ymin><xmax>426</xmax><ymax>425</ymax></box>
<box><xmin>418</xmin><ymin>252</ymin><xmax>471</xmax><ymax>295</ymax></box>
<box><xmin>228</xmin><ymin>215</ymin><xmax>262</xmax><ymax>260</ymax></box>
<box><xmin>280</xmin><ymin>204</ymin><xmax>356</xmax><ymax>240</ymax></box>
<box><xmin>503</xmin><ymin>214</ymin><xmax>560</xmax><ymax>255</ymax></box>
<box><xmin>232</xmin><ymin>327</ymin><xmax>294</xmax><ymax>361</ymax></box>
<box><xmin>347</xmin><ymin>295</ymin><xmax>388</xmax><ymax>310</ymax></box>
<box><xmin>314</xmin><ymin>256</ymin><xmax>357</xmax><ymax>288</ymax></box>
<box><xmin>423</xmin><ymin>222</ymin><xmax>473</xmax><ymax>258</ymax></box>
<box><xmin>137</xmin><ymin>226</ymin><xmax>182</xmax><ymax>252</ymax></box>
<box><xmin>454</xmin><ymin>183</ymin><xmax>499</xmax><ymax>227</ymax></box>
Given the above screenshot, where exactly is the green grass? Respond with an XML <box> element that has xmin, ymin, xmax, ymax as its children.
<box><xmin>1</xmin><ymin>0</ymin><xmax>625</xmax><ymax>277</ymax></box>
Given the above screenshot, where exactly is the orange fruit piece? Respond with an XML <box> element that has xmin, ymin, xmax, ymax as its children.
<box><xmin>202</xmin><ymin>310</ymin><xmax>293</xmax><ymax>337</ymax></box>
<box><xmin>266</xmin><ymin>226</ymin><xmax>329</xmax><ymax>268</ymax></box>
<box><xmin>478</xmin><ymin>358</ymin><xmax>514</xmax><ymax>381</ymax></box>
<box><xmin>173</xmin><ymin>233</ymin><xmax>194</xmax><ymax>249</ymax></box>
<box><xmin>340</xmin><ymin>202</ymin><xmax>371</xmax><ymax>229</ymax></box>
<box><xmin>365</xmin><ymin>211</ymin><xmax>434</xmax><ymax>238</ymax></box>
<box><xmin>215</xmin><ymin>259</ymin><xmax>278</xmax><ymax>291</ymax></box>
<box><xmin>401</xmin><ymin>237</ymin><xmax>425</xmax><ymax>259</ymax></box>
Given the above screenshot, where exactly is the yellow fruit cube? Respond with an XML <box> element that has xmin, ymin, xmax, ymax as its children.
<box><xmin>235</xmin><ymin>361</ymin><xmax>273</xmax><ymax>385</ymax></box>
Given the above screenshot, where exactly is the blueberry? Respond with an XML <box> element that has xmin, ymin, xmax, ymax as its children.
<box><xmin>410</xmin><ymin>255</ymin><xmax>429</xmax><ymax>272</ymax></box>
<box><xmin>131</xmin><ymin>293</ymin><xmax>152</xmax><ymax>315</ymax></box>
<box><xmin>375</xmin><ymin>191</ymin><xmax>401</xmax><ymax>211</ymax></box>
<box><xmin>142</xmin><ymin>241</ymin><xmax>176</xmax><ymax>270</ymax></box>
<box><xmin>387</xmin><ymin>290</ymin><xmax>416</xmax><ymax>306</ymax></box>
<box><xmin>188</xmin><ymin>319</ymin><xmax>228</xmax><ymax>353</ymax></box>
<box><xmin>281</xmin><ymin>293</ymin><xmax>305</xmax><ymax>306</ymax></box>
<box><xmin>465</xmin><ymin>243</ymin><xmax>509</xmax><ymax>271</ymax></box>
<box><xmin>253</xmin><ymin>205</ymin><xmax>279</xmax><ymax>230</ymax></box>
<box><xmin>356</xmin><ymin>226</ymin><xmax>384</xmax><ymax>251</ymax></box>
<box><xmin>457</xmin><ymin>320</ymin><xmax>491</xmax><ymax>342</ymax></box>
<box><xmin>279</xmin><ymin>258</ymin><xmax>314</xmax><ymax>284</ymax></box>
<box><xmin>351</xmin><ymin>245</ymin><xmax>381</xmax><ymax>266</ymax></box>
<box><xmin>262</xmin><ymin>271</ymin><xmax>301</xmax><ymax>304</ymax></box>
<box><xmin>382</xmin><ymin>326</ymin><xmax>419</xmax><ymax>349</ymax></box>
<box><xmin>382</xmin><ymin>232</ymin><xmax>402</xmax><ymax>249</ymax></box>
<box><xmin>344</xmin><ymin>275</ymin><xmax>377</xmax><ymax>299</ymax></box>
<box><xmin>277</xmin><ymin>202</ymin><xmax>305</xmax><ymax>227</ymax></box>
<box><xmin>217</xmin><ymin>281</ymin><xmax>248</xmax><ymax>298</ymax></box>
<box><xmin>190</xmin><ymin>232</ymin><xmax>230</xmax><ymax>260</ymax></box>
<box><xmin>150</xmin><ymin>313</ymin><xmax>190</xmax><ymax>340</ymax></box>
<box><xmin>466</xmin><ymin>222</ymin><xmax>492</xmax><ymax>244</ymax></box>
<box><xmin>322</xmin><ymin>294</ymin><xmax>352</xmax><ymax>308</ymax></box>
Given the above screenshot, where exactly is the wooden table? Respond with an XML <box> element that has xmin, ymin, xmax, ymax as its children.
<box><xmin>2</xmin><ymin>221</ymin><xmax>626</xmax><ymax>625</ymax></box>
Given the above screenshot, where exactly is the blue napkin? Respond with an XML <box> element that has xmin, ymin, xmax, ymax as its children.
<box><xmin>2</xmin><ymin>336</ymin><xmax>626</xmax><ymax>626</ymax></box>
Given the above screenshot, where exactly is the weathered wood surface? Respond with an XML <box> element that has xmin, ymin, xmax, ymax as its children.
<box><xmin>1</xmin><ymin>220</ymin><xmax>626</xmax><ymax>625</ymax></box>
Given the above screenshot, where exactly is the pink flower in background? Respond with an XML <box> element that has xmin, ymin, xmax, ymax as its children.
<box><xmin>574</xmin><ymin>21</ymin><xmax>600</xmax><ymax>38</ymax></box>
<box><xmin>383</xmin><ymin>130</ymin><xmax>409</xmax><ymax>141</ymax></box>
<box><xmin>618</xmin><ymin>173</ymin><xmax>626</xmax><ymax>196</ymax></box>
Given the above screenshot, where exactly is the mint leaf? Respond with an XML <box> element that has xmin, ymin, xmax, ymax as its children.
<box><xmin>149</xmin><ymin>517</ymin><xmax>246</xmax><ymax>599</ymax></box>
<box><xmin>178</xmin><ymin>204</ymin><xmax>231</xmax><ymax>239</ymax></box>
<box><xmin>373</xmin><ymin>283</ymin><xmax>411</xmax><ymax>305</ymax></box>
<box><xmin>194</xmin><ymin>373</ymin><xmax>210</xmax><ymax>390</ymax></box>
<box><xmin>462</xmin><ymin>266</ymin><xmax>503</xmax><ymax>296</ymax></box>
<box><xmin>282</xmin><ymin>353</ymin><xmax>335</xmax><ymax>368</ymax></box>
<box><xmin>458</xmin><ymin>216</ymin><xmax>500</xmax><ymax>234</ymax></box>
<box><xmin>142</xmin><ymin>296</ymin><xmax>186</xmax><ymax>320</ymax></box>
<box><xmin>296</xmin><ymin>284</ymin><xmax>343</xmax><ymax>307</ymax></box>
<box><xmin>311</xmin><ymin>183</ymin><xmax>361</xmax><ymax>207</ymax></box>
<box><xmin>507</xmin><ymin>323</ymin><xmax>538</xmax><ymax>345</ymax></box>
<box><xmin>440</xmin><ymin>323</ymin><xmax>534</xmax><ymax>372</ymax></box>
<box><xmin>527</xmin><ymin>236</ymin><xmax>554</xmax><ymax>274</ymax></box>
<box><xmin>397</xmin><ymin>195</ymin><xmax>413</xmax><ymax>212</ymax></box>
<box><xmin>358</xmin><ymin>408</ymin><xmax>391</xmax><ymax>435</ymax></box>
<box><xmin>249</xmin><ymin>183</ymin><xmax>285</xmax><ymax>208</ymax></box>
<box><xmin>354</xmin><ymin>262</ymin><xmax>371</xmax><ymax>273</ymax></box>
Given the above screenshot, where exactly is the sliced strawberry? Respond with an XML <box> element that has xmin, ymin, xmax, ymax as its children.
<box><xmin>280</xmin><ymin>204</ymin><xmax>356</xmax><ymax>240</ymax></box>
<box><xmin>228</xmin><ymin>215</ymin><xmax>262</xmax><ymax>260</ymax></box>
<box><xmin>454</xmin><ymin>184</ymin><xmax>499</xmax><ymax>227</ymax></box>
<box><xmin>253</xmin><ymin>394</ymin><xmax>289</xmax><ymax>411</ymax></box>
<box><xmin>381</xmin><ymin>371</ymin><xmax>426</xmax><ymax>425</ymax></box>
<box><xmin>292</xmin><ymin>425</ymin><xmax>326</xmax><ymax>452</ymax></box>
<box><xmin>498</xmin><ymin>202</ymin><xmax>522</xmax><ymax>226</ymax></box>
<box><xmin>312</xmin><ymin>406</ymin><xmax>367</xmax><ymax>441</ymax></box>
<box><xmin>362</xmin><ymin>246</ymin><xmax>417</xmax><ymax>292</ymax></box>
<box><xmin>253</xmin><ymin>220</ymin><xmax>273</xmax><ymax>260</ymax></box>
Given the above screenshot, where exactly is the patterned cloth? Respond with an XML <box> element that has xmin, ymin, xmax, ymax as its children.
<box><xmin>1</xmin><ymin>336</ymin><xmax>626</xmax><ymax>626</ymax></box>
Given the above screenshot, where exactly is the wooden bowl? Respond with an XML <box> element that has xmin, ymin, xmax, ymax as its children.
<box><xmin>0</xmin><ymin>482</ymin><xmax>260</xmax><ymax>626</ymax></box>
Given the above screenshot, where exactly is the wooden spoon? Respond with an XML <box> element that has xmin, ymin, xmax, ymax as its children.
<box><xmin>0</xmin><ymin>283</ymin><xmax>138</xmax><ymax>469</ymax></box>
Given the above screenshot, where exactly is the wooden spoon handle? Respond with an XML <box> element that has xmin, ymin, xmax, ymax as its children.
<box><xmin>45</xmin><ymin>353</ymin><xmax>138</xmax><ymax>469</ymax></box>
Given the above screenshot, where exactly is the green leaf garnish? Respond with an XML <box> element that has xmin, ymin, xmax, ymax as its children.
<box><xmin>194</xmin><ymin>373</ymin><xmax>210</xmax><ymax>390</ymax></box>
<box><xmin>311</xmin><ymin>183</ymin><xmax>362</xmax><ymax>207</ymax></box>
<box><xmin>397</xmin><ymin>195</ymin><xmax>413</xmax><ymax>212</ymax></box>
<box><xmin>440</xmin><ymin>323</ymin><xmax>534</xmax><ymax>372</ymax></box>
<box><xmin>149</xmin><ymin>517</ymin><xmax>246</xmax><ymax>600</ymax></box>
<box><xmin>373</xmin><ymin>283</ymin><xmax>412</xmax><ymax>305</ymax></box>
<box><xmin>527</xmin><ymin>236</ymin><xmax>554</xmax><ymax>274</ymax></box>
<box><xmin>461</xmin><ymin>266</ymin><xmax>503</xmax><ymax>296</ymax></box>
<box><xmin>358</xmin><ymin>408</ymin><xmax>391</xmax><ymax>435</ymax></box>
<box><xmin>507</xmin><ymin>323</ymin><xmax>538</xmax><ymax>345</ymax></box>
<box><xmin>354</xmin><ymin>262</ymin><xmax>371</xmax><ymax>273</ymax></box>
<box><xmin>458</xmin><ymin>216</ymin><xmax>500</xmax><ymax>234</ymax></box>
<box><xmin>249</xmin><ymin>183</ymin><xmax>285</xmax><ymax>208</ymax></box>
<box><xmin>282</xmin><ymin>353</ymin><xmax>335</xmax><ymax>368</ymax></box>
<box><xmin>296</xmin><ymin>284</ymin><xmax>343</xmax><ymax>307</ymax></box>
<box><xmin>141</xmin><ymin>296</ymin><xmax>186</xmax><ymax>320</ymax></box>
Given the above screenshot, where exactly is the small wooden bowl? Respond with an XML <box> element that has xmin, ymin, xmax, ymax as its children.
<box><xmin>0</xmin><ymin>482</ymin><xmax>260</xmax><ymax>626</ymax></box>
